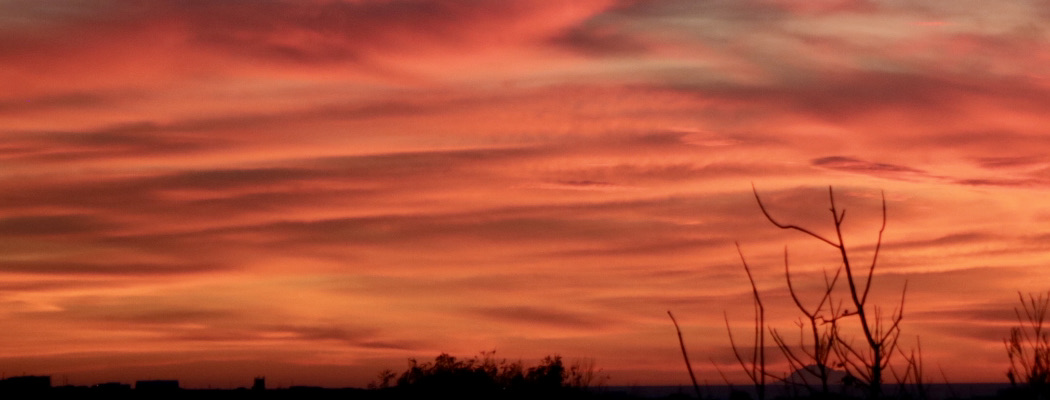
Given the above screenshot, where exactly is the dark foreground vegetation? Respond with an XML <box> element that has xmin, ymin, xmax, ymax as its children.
<box><xmin>0</xmin><ymin>376</ymin><xmax>1042</xmax><ymax>400</ymax></box>
<box><xmin>365</xmin><ymin>351</ymin><xmax>609</xmax><ymax>399</ymax></box>
<box><xmin>0</xmin><ymin>351</ymin><xmax>1047</xmax><ymax>400</ymax></box>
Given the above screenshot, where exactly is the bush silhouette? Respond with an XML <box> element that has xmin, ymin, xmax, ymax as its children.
<box><xmin>377</xmin><ymin>351</ymin><xmax>601</xmax><ymax>399</ymax></box>
<box><xmin>1006</xmin><ymin>291</ymin><xmax>1050</xmax><ymax>399</ymax></box>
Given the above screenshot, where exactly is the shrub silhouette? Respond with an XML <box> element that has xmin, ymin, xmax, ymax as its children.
<box><xmin>1006</xmin><ymin>291</ymin><xmax>1050</xmax><ymax>398</ymax></box>
<box><xmin>379</xmin><ymin>351</ymin><xmax>601</xmax><ymax>399</ymax></box>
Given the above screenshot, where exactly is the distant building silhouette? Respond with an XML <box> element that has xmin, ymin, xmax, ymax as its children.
<box><xmin>253</xmin><ymin>376</ymin><xmax>265</xmax><ymax>391</ymax></box>
<box><xmin>0</xmin><ymin>375</ymin><xmax>51</xmax><ymax>392</ymax></box>
<box><xmin>135</xmin><ymin>379</ymin><xmax>180</xmax><ymax>391</ymax></box>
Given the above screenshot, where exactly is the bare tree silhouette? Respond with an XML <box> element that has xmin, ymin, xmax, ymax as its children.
<box><xmin>751</xmin><ymin>184</ymin><xmax>906</xmax><ymax>399</ymax></box>
<box><xmin>669</xmin><ymin>185</ymin><xmax>910</xmax><ymax>399</ymax></box>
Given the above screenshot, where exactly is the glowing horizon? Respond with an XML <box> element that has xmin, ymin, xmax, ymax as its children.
<box><xmin>2</xmin><ymin>0</ymin><xmax>1050</xmax><ymax>388</ymax></box>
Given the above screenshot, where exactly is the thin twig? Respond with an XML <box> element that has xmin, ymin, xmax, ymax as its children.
<box><xmin>734</xmin><ymin>242</ymin><xmax>765</xmax><ymax>400</ymax></box>
<box><xmin>668</xmin><ymin>311</ymin><xmax>703</xmax><ymax>400</ymax></box>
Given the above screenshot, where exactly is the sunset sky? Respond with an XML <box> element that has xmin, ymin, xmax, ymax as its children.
<box><xmin>2</xmin><ymin>0</ymin><xmax>1050</xmax><ymax>389</ymax></box>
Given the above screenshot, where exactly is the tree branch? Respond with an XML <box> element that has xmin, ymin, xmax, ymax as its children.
<box><xmin>668</xmin><ymin>311</ymin><xmax>703</xmax><ymax>400</ymax></box>
<box><xmin>752</xmin><ymin>183</ymin><xmax>838</xmax><ymax>247</ymax></box>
